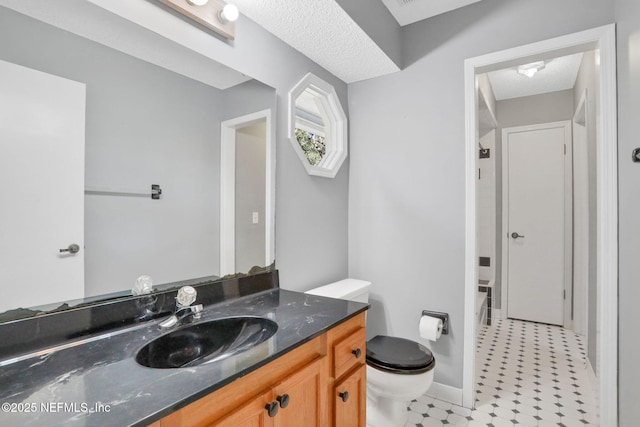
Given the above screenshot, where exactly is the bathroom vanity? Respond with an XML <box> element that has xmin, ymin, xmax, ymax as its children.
<box><xmin>152</xmin><ymin>311</ymin><xmax>366</xmax><ymax>426</ymax></box>
<box><xmin>0</xmin><ymin>272</ymin><xmax>368</xmax><ymax>426</ymax></box>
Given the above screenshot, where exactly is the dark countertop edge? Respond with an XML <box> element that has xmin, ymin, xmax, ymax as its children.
<box><xmin>132</xmin><ymin>303</ymin><xmax>369</xmax><ymax>427</ymax></box>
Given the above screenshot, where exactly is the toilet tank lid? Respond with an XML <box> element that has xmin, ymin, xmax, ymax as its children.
<box><xmin>305</xmin><ymin>278</ymin><xmax>371</xmax><ymax>299</ymax></box>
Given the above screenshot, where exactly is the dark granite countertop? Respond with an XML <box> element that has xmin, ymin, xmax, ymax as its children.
<box><xmin>0</xmin><ymin>289</ymin><xmax>368</xmax><ymax>427</ymax></box>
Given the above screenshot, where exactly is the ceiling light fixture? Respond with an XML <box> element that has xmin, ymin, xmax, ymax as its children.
<box><xmin>161</xmin><ymin>0</ymin><xmax>238</xmax><ymax>39</ymax></box>
<box><xmin>517</xmin><ymin>61</ymin><xmax>546</xmax><ymax>78</ymax></box>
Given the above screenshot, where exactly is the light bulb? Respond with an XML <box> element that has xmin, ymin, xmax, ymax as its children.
<box><xmin>219</xmin><ymin>4</ymin><xmax>239</xmax><ymax>23</ymax></box>
<box><xmin>187</xmin><ymin>0</ymin><xmax>209</xmax><ymax>6</ymax></box>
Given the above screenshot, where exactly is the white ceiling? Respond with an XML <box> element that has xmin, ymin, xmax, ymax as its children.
<box><xmin>487</xmin><ymin>53</ymin><xmax>584</xmax><ymax>101</ymax></box>
<box><xmin>231</xmin><ymin>0</ymin><xmax>400</xmax><ymax>84</ymax></box>
<box><xmin>380</xmin><ymin>0</ymin><xmax>483</xmax><ymax>26</ymax></box>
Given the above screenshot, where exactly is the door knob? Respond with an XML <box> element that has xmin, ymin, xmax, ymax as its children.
<box><xmin>59</xmin><ymin>244</ymin><xmax>80</xmax><ymax>254</ymax></box>
<box><xmin>511</xmin><ymin>232</ymin><xmax>525</xmax><ymax>239</ymax></box>
<box><xmin>339</xmin><ymin>391</ymin><xmax>349</xmax><ymax>402</ymax></box>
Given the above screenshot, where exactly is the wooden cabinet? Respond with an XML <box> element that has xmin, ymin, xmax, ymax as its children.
<box><xmin>333</xmin><ymin>327</ymin><xmax>366</xmax><ymax>380</ymax></box>
<box><xmin>213</xmin><ymin>359</ymin><xmax>325</xmax><ymax>427</ymax></box>
<box><xmin>334</xmin><ymin>364</ymin><xmax>366</xmax><ymax>426</ymax></box>
<box><xmin>155</xmin><ymin>313</ymin><xmax>366</xmax><ymax>427</ymax></box>
<box><xmin>327</xmin><ymin>314</ymin><xmax>367</xmax><ymax>427</ymax></box>
<box><xmin>272</xmin><ymin>357</ymin><xmax>324</xmax><ymax>426</ymax></box>
<box><xmin>214</xmin><ymin>389</ymin><xmax>274</xmax><ymax>427</ymax></box>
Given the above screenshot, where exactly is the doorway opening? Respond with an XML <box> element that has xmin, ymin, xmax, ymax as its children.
<box><xmin>220</xmin><ymin>109</ymin><xmax>274</xmax><ymax>276</ymax></box>
<box><xmin>462</xmin><ymin>25</ymin><xmax>618</xmax><ymax>426</ymax></box>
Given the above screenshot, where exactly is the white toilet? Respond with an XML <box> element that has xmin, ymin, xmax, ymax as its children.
<box><xmin>306</xmin><ymin>279</ymin><xmax>435</xmax><ymax>427</ymax></box>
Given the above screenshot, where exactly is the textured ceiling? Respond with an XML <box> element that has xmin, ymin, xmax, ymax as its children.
<box><xmin>487</xmin><ymin>53</ymin><xmax>584</xmax><ymax>101</ymax></box>
<box><xmin>380</xmin><ymin>0</ymin><xmax>483</xmax><ymax>26</ymax></box>
<box><xmin>230</xmin><ymin>0</ymin><xmax>400</xmax><ymax>83</ymax></box>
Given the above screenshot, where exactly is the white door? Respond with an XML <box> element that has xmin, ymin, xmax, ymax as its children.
<box><xmin>503</xmin><ymin>122</ymin><xmax>572</xmax><ymax>326</ymax></box>
<box><xmin>0</xmin><ymin>59</ymin><xmax>86</xmax><ymax>312</ymax></box>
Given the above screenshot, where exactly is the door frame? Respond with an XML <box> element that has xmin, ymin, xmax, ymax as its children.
<box><xmin>572</xmin><ymin>90</ymin><xmax>590</xmax><ymax>337</ymax></box>
<box><xmin>500</xmin><ymin>121</ymin><xmax>573</xmax><ymax>328</ymax></box>
<box><xmin>220</xmin><ymin>109</ymin><xmax>274</xmax><ymax>276</ymax></box>
<box><xmin>462</xmin><ymin>24</ymin><xmax>618</xmax><ymax>426</ymax></box>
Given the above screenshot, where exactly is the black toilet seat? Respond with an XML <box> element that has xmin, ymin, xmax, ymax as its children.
<box><xmin>366</xmin><ymin>335</ymin><xmax>436</xmax><ymax>375</ymax></box>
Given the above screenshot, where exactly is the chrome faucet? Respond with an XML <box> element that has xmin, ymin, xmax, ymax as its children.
<box><xmin>159</xmin><ymin>286</ymin><xmax>204</xmax><ymax>329</ymax></box>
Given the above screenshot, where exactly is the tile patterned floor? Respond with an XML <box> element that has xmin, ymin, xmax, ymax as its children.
<box><xmin>405</xmin><ymin>318</ymin><xmax>599</xmax><ymax>426</ymax></box>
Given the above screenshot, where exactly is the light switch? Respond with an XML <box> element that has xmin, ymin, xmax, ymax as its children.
<box><xmin>252</xmin><ymin>212</ymin><xmax>259</xmax><ymax>224</ymax></box>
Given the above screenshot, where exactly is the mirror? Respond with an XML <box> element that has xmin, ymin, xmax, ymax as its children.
<box><xmin>0</xmin><ymin>5</ymin><xmax>276</xmax><ymax>321</ymax></box>
<box><xmin>288</xmin><ymin>73</ymin><xmax>347</xmax><ymax>178</ymax></box>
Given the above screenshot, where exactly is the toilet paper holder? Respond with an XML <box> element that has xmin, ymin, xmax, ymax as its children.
<box><xmin>422</xmin><ymin>310</ymin><xmax>449</xmax><ymax>335</ymax></box>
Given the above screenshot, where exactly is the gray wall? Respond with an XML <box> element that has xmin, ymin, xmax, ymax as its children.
<box><xmin>348</xmin><ymin>0</ymin><xmax>614</xmax><ymax>388</ymax></box>
<box><xmin>235</xmin><ymin>122</ymin><xmax>267</xmax><ymax>273</ymax></box>
<box><xmin>497</xmin><ymin>90</ymin><xmax>575</xmax><ymax>128</ymax></box>
<box><xmin>614</xmin><ymin>0</ymin><xmax>640</xmax><ymax>423</ymax></box>
<box><xmin>572</xmin><ymin>51</ymin><xmax>598</xmax><ymax>371</ymax></box>
<box><xmin>221</xmin><ymin>80</ymin><xmax>276</xmax><ymax>122</ymax></box>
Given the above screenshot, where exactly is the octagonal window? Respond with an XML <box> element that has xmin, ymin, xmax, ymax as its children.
<box><xmin>288</xmin><ymin>73</ymin><xmax>347</xmax><ymax>178</ymax></box>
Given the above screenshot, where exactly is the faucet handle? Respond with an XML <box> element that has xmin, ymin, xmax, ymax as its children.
<box><xmin>133</xmin><ymin>275</ymin><xmax>154</xmax><ymax>296</ymax></box>
<box><xmin>176</xmin><ymin>286</ymin><xmax>197</xmax><ymax>307</ymax></box>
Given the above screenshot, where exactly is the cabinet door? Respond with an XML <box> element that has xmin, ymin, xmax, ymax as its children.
<box><xmin>334</xmin><ymin>364</ymin><xmax>366</xmax><ymax>427</ymax></box>
<box><xmin>211</xmin><ymin>389</ymin><xmax>275</xmax><ymax>427</ymax></box>
<box><xmin>273</xmin><ymin>358</ymin><xmax>324</xmax><ymax>427</ymax></box>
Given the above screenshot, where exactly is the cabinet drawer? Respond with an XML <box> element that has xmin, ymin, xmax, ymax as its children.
<box><xmin>333</xmin><ymin>327</ymin><xmax>366</xmax><ymax>379</ymax></box>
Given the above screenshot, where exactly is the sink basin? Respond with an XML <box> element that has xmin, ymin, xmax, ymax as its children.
<box><xmin>136</xmin><ymin>316</ymin><xmax>278</xmax><ymax>369</ymax></box>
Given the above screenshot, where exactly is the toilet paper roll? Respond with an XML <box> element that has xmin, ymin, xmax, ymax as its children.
<box><xmin>419</xmin><ymin>315</ymin><xmax>443</xmax><ymax>341</ymax></box>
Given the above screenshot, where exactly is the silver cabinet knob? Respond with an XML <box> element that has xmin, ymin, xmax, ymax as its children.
<box><xmin>60</xmin><ymin>244</ymin><xmax>80</xmax><ymax>254</ymax></box>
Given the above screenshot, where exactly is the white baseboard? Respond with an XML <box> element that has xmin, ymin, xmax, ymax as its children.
<box><xmin>586</xmin><ymin>357</ymin><xmax>599</xmax><ymax>406</ymax></box>
<box><xmin>493</xmin><ymin>308</ymin><xmax>502</xmax><ymax>320</ymax></box>
<box><xmin>426</xmin><ymin>382</ymin><xmax>463</xmax><ymax>406</ymax></box>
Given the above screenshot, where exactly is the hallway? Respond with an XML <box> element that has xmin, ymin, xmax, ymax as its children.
<box><xmin>406</xmin><ymin>318</ymin><xmax>598</xmax><ymax>426</ymax></box>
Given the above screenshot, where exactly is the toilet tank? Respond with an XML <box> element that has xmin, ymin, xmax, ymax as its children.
<box><xmin>305</xmin><ymin>279</ymin><xmax>371</xmax><ymax>303</ymax></box>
